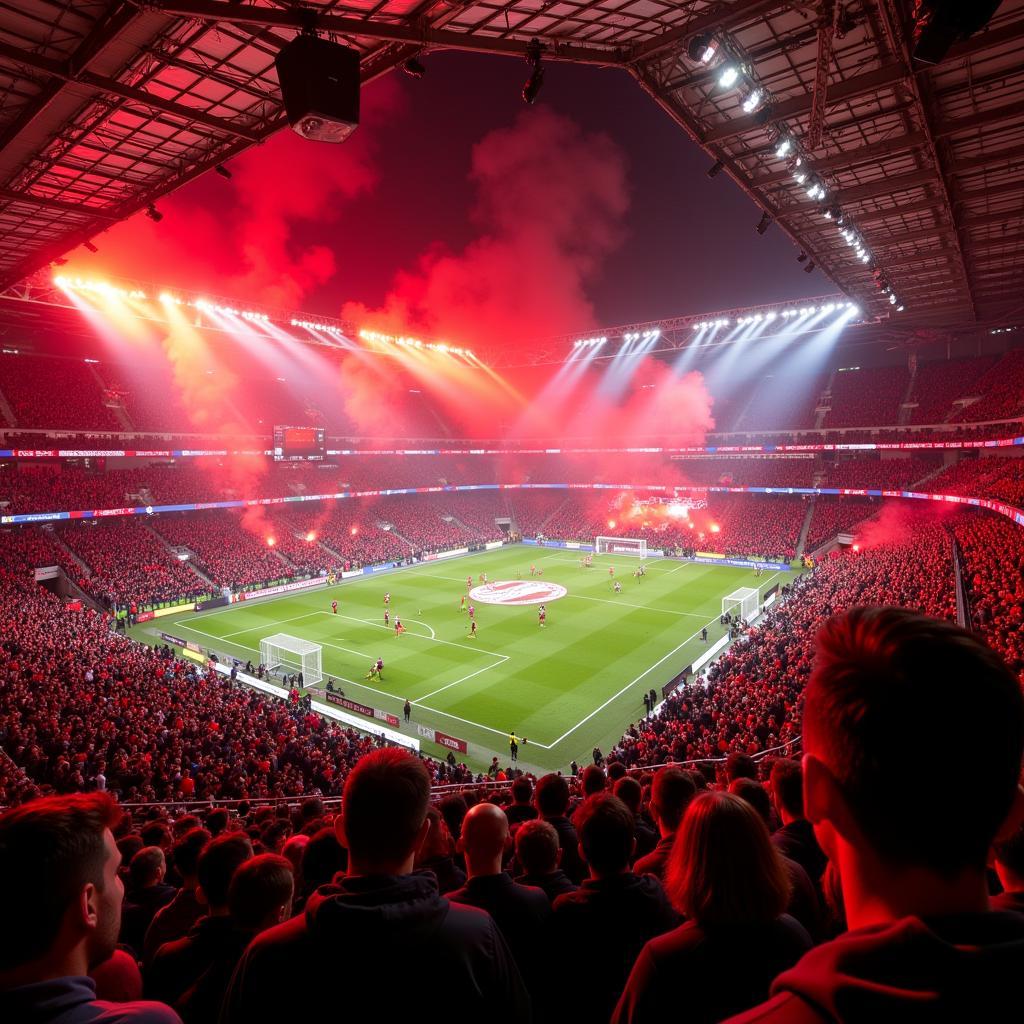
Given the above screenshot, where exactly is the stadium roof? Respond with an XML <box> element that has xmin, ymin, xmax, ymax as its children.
<box><xmin>1</xmin><ymin>1</ymin><xmax>1021</xmax><ymax>329</ymax></box>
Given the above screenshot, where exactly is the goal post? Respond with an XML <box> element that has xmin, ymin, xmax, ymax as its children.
<box><xmin>722</xmin><ymin>587</ymin><xmax>759</xmax><ymax>622</ymax></box>
<box><xmin>595</xmin><ymin>536</ymin><xmax>648</xmax><ymax>558</ymax></box>
<box><xmin>259</xmin><ymin>633</ymin><xmax>323</xmax><ymax>685</ymax></box>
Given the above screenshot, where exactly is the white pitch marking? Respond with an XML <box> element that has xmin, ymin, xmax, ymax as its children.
<box><xmin>414</xmin><ymin>656</ymin><xmax>509</xmax><ymax>702</ymax></box>
<box><xmin>221</xmin><ymin>610</ymin><xmax>324</xmax><ymax>640</ymax></box>
<box><xmin>544</xmin><ymin>611</ymin><xmax>722</xmax><ymax>749</ymax></box>
<box><xmin>564</xmin><ymin>592</ymin><xmax>707</xmax><ymax>618</ymax></box>
<box><xmin>321</xmin><ymin>613</ymin><xmax>507</xmax><ymax>658</ymax></box>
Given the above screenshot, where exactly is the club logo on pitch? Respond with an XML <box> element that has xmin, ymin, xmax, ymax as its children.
<box><xmin>469</xmin><ymin>580</ymin><xmax>567</xmax><ymax>606</ymax></box>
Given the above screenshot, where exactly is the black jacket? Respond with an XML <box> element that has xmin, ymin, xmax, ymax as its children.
<box><xmin>541</xmin><ymin>815</ymin><xmax>586</xmax><ymax>884</ymax></box>
<box><xmin>552</xmin><ymin>873</ymin><xmax>677</xmax><ymax>1022</ymax></box>
<box><xmin>220</xmin><ymin>872</ymin><xmax>530</xmax><ymax>1023</ymax></box>
<box><xmin>146</xmin><ymin>915</ymin><xmax>241</xmax><ymax>1007</ymax></box>
<box><xmin>772</xmin><ymin>819</ymin><xmax>827</xmax><ymax>884</ymax></box>
<box><xmin>633</xmin><ymin>834</ymin><xmax>674</xmax><ymax>882</ymax></box>
<box><xmin>446</xmin><ymin>873</ymin><xmax>551</xmax><ymax>996</ymax></box>
<box><xmin>120</xmin><ymin>883</ymin><xmax>176</xmax><ymax>959</ymax></box>
<box><xmin>515</xmin><ymin>869</ymin><xmax>578</xmax><ymax>903</ymax></box>
<box><xmin>613</xmin><ymin>915</ymin><xmax>813</xmax><ymax>1024</ymax></box>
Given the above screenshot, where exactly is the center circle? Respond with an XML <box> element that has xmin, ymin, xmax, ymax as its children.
<box><xmin>469</xmin><ymin>580</ymin><xmax>568</xmax><ymax>605</ymax></box>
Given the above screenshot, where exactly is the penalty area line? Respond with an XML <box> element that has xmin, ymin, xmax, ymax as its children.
<box><xmin>413</xmin><ymin>655</ymin><xmax>509</xmax><ymax>703</ymax></box>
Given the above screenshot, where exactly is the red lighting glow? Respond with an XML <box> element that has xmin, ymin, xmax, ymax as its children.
<box><xmin>305</xmin><ymin>531</ymin><xmax>317</xmax><ymax>542</ymax></box>
<box><xmin>266</xmin><ymin>536</ymin><xmax>276</xmax><ymax>547</ymax></box>
<box><xmin>607</xmin><ymin>519</ymin><xmax>616</xmax><ymax>529</ymax></box>
<box><xmin>853</xmin><ymin>543</ymin><xmax>860</xmax><ymax>552</ymax></box>
<box><xmin>709</xmin><ymin>523</ymin><xmax>721</xmax><ymax>533</ymax></box>
<box><xmin>350</xmin><ymin>525</ymin><xmax>359</xmax><ymax>536</ymax></box>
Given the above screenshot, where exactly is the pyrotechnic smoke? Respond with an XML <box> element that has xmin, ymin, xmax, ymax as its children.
<box><xmin>854</xmin><ymin>498</ymin><xmax>956</xmax><ymax>550</ymax></box>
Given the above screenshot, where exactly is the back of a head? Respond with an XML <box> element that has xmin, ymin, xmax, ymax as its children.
<box><xmin>650</xmin><ymin>768</ymin><xmax>697</xmax><ymax>832</ymax></box>
<box><xmin>281</xmin><ymin>833</ymin><xmax>309</xmax><ymax>874</ymax></box>
<box><xmin>302</xmin><ymin>826</ymin><xmax>346</xmax><ymax>887</ymax></box>
<box><xmin>729</xmin><ymin>778</ymin><xmax>772</xmax><ymax>827</ymax></box>
<box><xmin>205</xmin><ymin>808</ymin><xmax>229</xmax><ymax>837</ymax></box>
<box><xmin>128</xmin><ymin>846</ymin><xmax>165</xmax><ymax>889</ymax></box>
<box><xmin>607</xmin><ymin>761</ymin><xmax>626</xmax><ymax>782</ymax></box>
<box><xmin>228</xmin><ymin>854</ymin><xmax>295</xmax><ymax>930</ymax></box>
<box><xmin>726</xmin><ymin>751</ymin><xmax>758</xmax><ymax>783</ymax></box>
<box><xmin>667</xmin><ymin>791</ymin><xmax>789</xmax><ymax>928</ymax></box>
<box><xmin>460</xmin><ymin>802</ymin><xmax>509</xmax><ymax>862</ymax></box>
<box><xmin>535</xmin><ymin>773</ymin><xmax>570</xmax><ymax>817</ymax></box>
<box><xmin>807</xmin><ymin>607</ymin><xmax>1024</xmax><ymax>875</ymax></box>
<box><xmin>613</xmin><ymin>776</ymin><xmax>643</xmax><ymax>815</ymax></box>
<box><xmin>511</xmin><ymin>777</ymin><xmax>533</xmax><ymax>804</ymax></box>
<box><xmin>342</xmin><ymin>748</ymin><xmax>431</xmax><ymax>866</ymax></box>
<box><xmin>198</xmin><ymin>833</ymin><xmax>254</xmax><ymax>910</ymax></box>
<box><xmin>172</xmin><ymin>828</ymin><xmax>211</xmax><ymax>880</ymax></box>
<box><xmin>438</xmin><ymin>794</ymin><xmax>468</xmax><ymax>842</ymax></box>
<box><xmin>582</xmin><ymin>765</ymin><xmax>607</xmax><ymax>797</ymax></box>
<box><xmin>141</xmin><ymin>822</ymin><xmax>171</xmax><ymax>850</ymax></box>
<box><xmin>770</xmin><ymin>759</ymin><xmax>805</xmax><ymax>819</ymax></box>
<box><xmin>515</xmin><ymin>819</ymin><xmax>560</xmax><ymax>876</ymax></box>
<box><xmin>0</xmin><ymin>793</ymin><xmax>120</xmax><ymax>971</ymax></box>
<box><xmin>301</xmin><ymin>797</ymin><xmax>324</xmax><ymax>822</ymax></box>
<box><xmin>573</xmin><ymin>794</ymin><xmax>635</xmax><ymax>876</ymax></box>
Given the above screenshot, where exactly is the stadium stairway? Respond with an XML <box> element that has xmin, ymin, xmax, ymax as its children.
<box><xmin>144</xmin><ymin>525</ymin><xmax>218</xmax><ymax>588</ymax></box>
<box><xmin>0</xmin><ymin>383</ymin><xmax>17</xmax><ymax>427</ymax></box>
<box><xmin>49</xmin><ymin>529</ymin><xmax>94</xmax><ymax>580</ymax></box>
<box><xmin>795</xmin><ymin>500</ymin><xmax>816</xmax><ymax>559</ymax></box>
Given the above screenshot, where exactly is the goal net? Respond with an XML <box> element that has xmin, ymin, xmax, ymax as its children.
<box><xmin>596</xmin><ymin>536</ymin><xmax>647</xmax><ymax>558</ymax></box>
<box><xmin>722</xmin><ymin>587</ymin><xmax>759</xmax><ymax>622</ymax></box>
<box><xmin>259</xmin><ymin>633</ymin><xmax>323</xmax><ymax>685</ymax></box>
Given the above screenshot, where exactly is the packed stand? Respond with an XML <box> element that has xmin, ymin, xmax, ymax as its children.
<box><xmin>803</xmin><ymin>498</ymin><xmax>878</xmax><ymax>551</ymax></box>
<box><xmin>59</xmin><ymin>521</ymin><xmax>211</xmax><ymax>610</ymax></box>
<box><xmin>704</xmin><ymin>495</ymin><xmax>807</xmax><ymax>561</ymax></box>
<box><xmin>928</xmin><ymin>456</ymin><xmax>1024</xmax><ymax>507</ymax></box>
<box><xmin>824</xmin><ymin>364</ymin><xmax>910</xmax><ymax>428</ymax></box>
<box><xmin>951</xmin><ymin>349</ymin><xmax>1024</xmax><ymax>423</ymax></box>
<box><xmin>818</xmin><ymin>455</ymin><xmax>936</xmax><ymax>490</ymax></box>
<box><xmin>0</xmin><ymin>353</ymin><xmax>122</xmax><ymax>431</ymax></box>
<box><xmin>908</xmin><ymin>356</ymin><xmax>998</xmax><ymax>424</ymax></box>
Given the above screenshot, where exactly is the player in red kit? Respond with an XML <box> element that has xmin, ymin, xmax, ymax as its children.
<box><xmin>384</xmin><ymin>609</ymin><xmax>390</xmax><ymax>627</ymax></box>
<box><xmin>538</xmin><ymin>605</ymin><xmax>546</xmax><ymax>628</ymax></box>
<box><xmin>467</xmin><ymin>576</ymin><xmax>472</xmax><ymax>590</ymax></box>
<box><xmin>384</xmin><ymin>592</ymin><xmax>390</xmax><ymax>606</ymax></box>
<box><xmin>394</xmin><ymin>618</ymin><xmax>404</xmax><ymax>637</ymax></box>
<box><xmin>460</xmin><ymin>595</ymin><xmax>466</xmax><ymax>612</ymax></box>
<box><xmin>331</xmin><ymin>600</ymin><xmax>337</xmax><ymax>614</ymax></box>
<box><xmin>468</xmin><ymin>620</ymin><xmax>478</xmax><ymax>639</ymax></box>
<box><xmin>468</xmin><ymin>605</ymin><xmax>475</xmax><ymax>620</ymax></box>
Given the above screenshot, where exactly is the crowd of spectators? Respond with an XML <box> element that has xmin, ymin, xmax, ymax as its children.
<box><xmin>803</xmin><ymin>498</ymin><xmax>878</xmax><ymax>551</ymax></box>
<box><xmin>0</xmin><ymin>353</ymin><xmax>122</xmax><ymax>431</ymax></box>
<box><xmin>704</xmin><ymin>495</ymin><xmax>806</xmax><ymax>561</ymax></box>
<box><xmin>908</xmin><ymin>355</ymin><xmax>998</xmax><ymax>423</ymax></box>
<box><xmin>951</xmin><ymin>349</ymin><xmax>1024</xmax><ymax>424</ymax></box>
<box><xmin>928</xmin><ymin>456</ymin><xmax>1024</xmax><ymax>507</ymax></box>
<box><xmin>824</xmin><ymin>364</ymin><xmax>910</xmax><ymax>428</ymax></box>
<box><xmin>3</xmin><ymin>605</ymin><xmax>1023</xmax><ymax>1023</ymax></box>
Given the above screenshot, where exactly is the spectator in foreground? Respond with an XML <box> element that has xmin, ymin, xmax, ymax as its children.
<box><xmin>633</xmin><ymin>768</ymin><xmax>696</xmax><ymax>881</ymax></box>
<box><xmin>551</xmin><ymin>794</ymin><xmax>677</xmax><ymax>1022</ymax></box>
<box><xmin>0</xmin><ymin>793</ymin><xmax>181</xmax><ymax>1023</ymax></box>
<box><xmin>535</xmin><ymin>773</ymin><xmax>586</xmax><ymax>884</ymax></box>
<box><xmin>993</xmin><ymin>823</ymin><xmax>1024</xmax><ymax>914</ymax></box>
<box><xmin>120</xmin><ymin>847</ymin><xmax>176</xmax><ymax>959</ymax></box>
<box><xmin>446</xmin><ymin>802</ymin><xmax>550</xmax><ymax>995</ymax></box>
<box><xmin>505</xmin><ymin>777</ymin><xmax>538</xmax><ymax>826</ymax></box>
<box><xmin>221</xmin><ymin>748</ymin><xmax>530</xmax><ymax>1023</ymax></box>
<box><xmin>146</xmin><ymin>833</ymin><xmax>253</xmax><ymax>1007</ymax></box>
<box><xmin>727</xmin><ymin>607</ymin><xmax>1024</xmax><ymax>1022</ymax></box>
<box><xmin>769</xmin><ymin>758</ymin><xmax>827</xmax><ymax>885</ymax></box>
<box><xmin>514</xmin><ymin>819</ymin><xmax>578</xmax><ymax>902</ymax></box>
<box><xmin>143</xmin><ymin>828</ymin><xmax>211</xmax><ymax>965</ymax></box>
<box><xmin>175</xmin><ymin>854</ymin><xmax>294</xmax><ymax>1024</ymax></box>
<box><xmin>613</xmin><ymin>791</ymin><xmax>812</xmax><ymax>1024</ymax></box>
<box><xmin>414</xmin><ymin>806</ymin><xmax>466</xmax><ymax>896</ymax></box>
<box><xmin>292</xmin><ymin>826</ymin><xmax>346</xmax><ymax>914</ymax></box>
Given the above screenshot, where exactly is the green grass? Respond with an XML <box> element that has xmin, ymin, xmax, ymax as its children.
<box><xmin>131</xmin><ymin>546</ymin><xmax>787</xmax><ymax>773</ymax></box>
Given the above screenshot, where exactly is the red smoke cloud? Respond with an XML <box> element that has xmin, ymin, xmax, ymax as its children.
<box><xmin>341</xmin><ymin>107</ymin><xmax>630</xmax><ymax>350</ymax></box>
<box><xmin>64</xmin><ymin>78</ymin><xmax>404</xmax><ymax>308</ymax></box>
<box><xmin>855</xmin><ymin>498</ymin><xmax>957</xmax><ymax>550</ymax></box>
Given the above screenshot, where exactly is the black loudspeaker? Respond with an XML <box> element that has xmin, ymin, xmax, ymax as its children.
<box><xmin>275</xmin><ymin>35</ymin><xmax>360</xmax><ymax>143</ymax></box>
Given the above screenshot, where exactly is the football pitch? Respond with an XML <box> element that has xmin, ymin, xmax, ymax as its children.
<box><xmin>133</xmin><ymin>547</ymin><xmax>787</xmax><ymax>773</ymax></box>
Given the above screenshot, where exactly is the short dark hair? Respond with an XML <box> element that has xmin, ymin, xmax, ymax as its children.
<box><xmin>770</xmin><ymin>759</ymin><xmax>804</xmax><ymax>818</ymax></box>
<box><xmin>302</xmin><ymin>826</ymin><xmax>346</xmax><ymax>888</ymax></box>
<box><xmin>228</xmin><ymin>854</ymin><xmax>294</xmax><ymax>929</ymax></box>
<box><xmin>725</xmin><ymin>752</ymin><xmax>758</xmax><ymax>783</ymax></box>
<box><xmin>807</xmin><ymin>607</ymin><xmax>1024</xmax><ymax>874</ymax></box>
<box><xmin>205</xmin><ymin>808</ymin><xmax>229</xmax><ymax>836</ymax></box>
<box><xmin>301</xmin><ymin>797</ymin><xmax>324</xmax><ymax>822</ymax></box>
<box><xmin>172</xmin><ymin>827</ymin><xmax>211</xmax><ymax>878</ymax></box>
<box><xmin>581</xmin><ymin>765</ymin><xmax>606</xmax><ymax>796</ymax></box>
<box><xmin>729</xmin><ymin>778</ymin><xmax>772</xmax><ymax>826</ymax></box>
<box><xmin>511</xmin><ymin>777</ymin><xmax>533</xmax><ymax>803</ymax></box>
<box><xmin>535</xmin><ymin>773</ymin><xmax>570</xmax><ymax>817</ymax></box>
<box><xmin>607</xmin><ymin>761</ymin><xmax>626</xmax><ymax>782</ymax></box>
<box><xmin>198</xmin><ymin>833</ymin><xmax>253</xmax><ymax>909</ymax></box>
<box><xmin>128</xmin><ymin>846</ymin><xmax>165</xmax><ymax>888</ymax></box>
<box><xmin>515</xmin><ymin>819</ymin><xmax>560</xmax><ymax>875</ymax></box>
<box><xmin>438</xmin><ymin>795</ymin><xmax>468</xmax><ymax>841</ymax></box>
<box><xmin>140</xmin><ymin>822</ymin><xmax>171</xmax><ymax>849</ymax></box>
<box><xmin>650</xmin><ymin>768</ymin><xmax>697</xmax><ymax>832</ymax></box>
<box><xmin>613</xmin><ymin>776</ymin><xmax>642</xmax><ymax>815</ymax></box>
<box><xmin>667</xmin><ymin>791</ymin><xmax>789</xmax><ymax>927</ymax></box>
<box><xmin>573</xmin><ymin>794</ymin><xmax>634</xmax><ymax>875</ymax></box>
<box><xmin>342</xmin><ymin>748</ymin><xmax>431</xmax><ymax>863</ymax></box>
<box><xmin>0</xmin><ymin>793</ymin><xmax>120</xmax><ymax>969</ymax></box>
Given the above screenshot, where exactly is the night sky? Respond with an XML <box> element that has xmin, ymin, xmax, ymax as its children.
<box><xmin>68</xmin><ymin>49</ymin><xmax>833</xmax><ymax>342</ymax></box>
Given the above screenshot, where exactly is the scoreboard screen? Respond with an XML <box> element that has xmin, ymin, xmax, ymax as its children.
<box><xmin>273</xmin><ymin>426</ymin><xmax>325</xmax><ymax>462</ymax></box>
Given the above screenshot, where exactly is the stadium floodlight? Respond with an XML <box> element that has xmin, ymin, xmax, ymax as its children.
<box><xmin>146</xmin><ymin>204</ymin><xmax>163</xmax><ymax>223</ymax></box>
<box><xmin>259</xmin><ymin>634</ymin><xmax>323</xmax><ymax>686</ymax></box>
<box><xmin>755</xmin><ymin>211</ymin><xmax>772</xmax><ymax>234</ymax></box>
<box><xmin>718</xmin><ymin>65</ymin><xmax>739</xmax><ymax>88</ymax></box>
<box><xmin>707</xmin><ymin>159</ymin><xmax>724</xmax><ymax>178</ymax></box>
<box><xmin>775</xmin><ymin>137</ymin><xmax>792</xmax><ymax>158</ymax></box>
<box><xmin>741</xmin><ymin>88</ymin><xmax>763</xmax><ymax>113</ymax></box>
<box><xmin>687</xmin><ymin>32</ymin><xmax>719</xmax><ymax>65</ymax></box>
